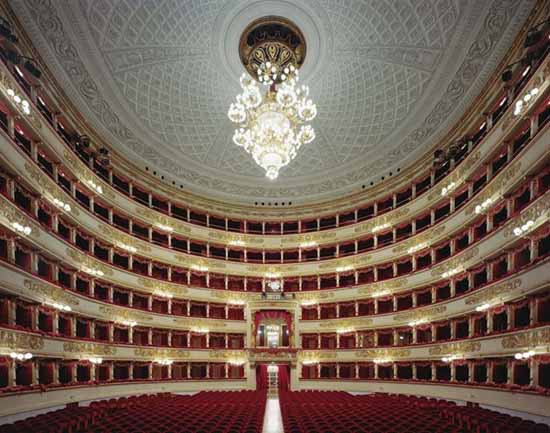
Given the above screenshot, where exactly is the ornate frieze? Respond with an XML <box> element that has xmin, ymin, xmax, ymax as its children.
<box><xmin>502</xmin><ymin>194</ymin><xmax>550</xmax><ymax>238</ymax></box>
<box><xmin>319</xmin><ymin>317</ymin><xmax>372</xmax><ymax>329</ymax></box>
<box><xmin>394</xmin><ymin>306</ymin><xmax>447</xmax><ymax>322</ymax></box>
<box><xmin>299</xmin><ymin>350</ymin><xmax>336</xmax><ymax>361</ymax></box>
<box><xmin>318</xmin><ymin>254</ymin><xmax>371</xmax><ymax>270</ymax></box>
<box><xmin>464</xmin><ymin>279</ymin><xmax>522</xmax><ymax>305</ymax></box>
<box><xmin>134</xmin><ymin>348</ymin><xmax>190</xmax><ymax>359</ymax></box>
<box><xmin>281</xmin><ymin>232</ymin><xmax>337</xmax><ymax>245</ymax></box>
<box><xmin>134</xmin><ymin>207</ymin><xmax>191</xmax><ymax>233</ymax></box>
<box><xmin>66</xmin><ymin>248</ymin><xmax>113</xmax><ymax>276</ymax></box>
<box><xmin>208</xmin><ymin>231</ymin><xmax>264</xmax><ymax>246</ymax></box>
<box><xmin>100</xmin><ymin>224</ymin><xmax>151</xmax><ymax>253</ymax></box>
<box><xmin>501</xmin><ymin>61</ymin><xmax>549</xmax><ymax>131</ymax></box>
<box><xmin>0</xmin><ymin>198</ymin><xmax>40</xmax><ymax>237</ymax></box>
<box><xmin>429</xmin><ymin>341</ymin><xmax>481</xmax><ymax>356</ymax></box>
<box><xmin>25</xmin><ymin>162</ymin><xmax>80</xmax><ymax>217</ymax></box>
<box><xmin>355</xmin><ymin>348</ymin><xmax>411</xmax><ymax>359</ymax></box>
<box><xmin>211</xmin><ymin>291</ymin><xmax>257</xmax><ymax>303</ymax></box>
<box><xmin>63</xmin><ymin>150</ymin><xmax>115</xmax><ymax>200</ymax></box>
<box><xmin>0</xmin><ymin>69</ymin><xmax>42</xmax><ymax>130</ymax></box>
<box><xmin>354</xmin><ymin>208</ymin><xmax>410</xmax><ymax>234</ymax></box>
<box><xmin>426</xmin><ymin>151</ymin><xmax>482</xmax><ymax>202</ymax></box>
<box><xmin>99</xmin><ymin>306</ymin><xmax>153</xmax><ymax>323</ymax></box>
<box><xmin>294</xmin><ymin>291</ymin><xmax>334</xmax><ymax>301</ymax></box>
<box><xmin>357</xmin><ymin>279</ymin><xmax>409</xmax><ymax>296</ymax></box>
<box><xmin>23</xmin><ymin>279</ymin><xmax>79</xmax><ymax>306</ymax></box>
<box><xmin>174</xmin><ymin>255</ymin><xmax>226</xmax><ymax>270</ymax></box>
<box><xmin>173</xmin><ymin>318</ymin><xmax>227</xmax><ymax>330</ymax></box>
<box><xmin>430</xmin><ymin>247</ymin><xmax>479</xmax><ymax>277</ymax></box>
<box><xmin>501</xmin><ymin>328</ymin><xmax>550</xmax><ymax>349</ymax></box>
<box><xmin>137</xmin><ymin>278</ymin><xmax>188</xmax><ymax>297</ymax></box>
<box><xmin>465</xmin><ymin>162</ymin><xmax>521</xmax><ymax>216</ymax></box>
<box><xmin>63</xmin><ymin>342</ymin><xmax>117</xmax><ymax>356</ymax></box>
<box><xmin>208</xmin><ymin>350</ymin><xmax>246</xmax><ymax>360</ymax></box>
<box><xmin>0</xmin><ymin>329</ymin><xmax>44</xmax><ymax>350</ymax></box>
<box><xmin>392</xmin><ymin>225</ymin><xmax>446</xmax><ymax>254</ymax></box>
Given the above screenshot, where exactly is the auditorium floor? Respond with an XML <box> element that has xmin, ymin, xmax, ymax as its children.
<box><xmin>263</xmin><ymin>397</ymin><xmax>284</xmax><ymax>433</ymax></box>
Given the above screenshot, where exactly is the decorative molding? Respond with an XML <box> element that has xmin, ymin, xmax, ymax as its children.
<box><xmin>354</xmin><ymin>208</ymin><xmax>410</xmax><ymax>234</ymax></box>
<box><xmin>208</xmin><ymin>350</ymin><xmax>246</xmax><ymax>360</ymax></box>
<box><xmin>501</xmin><ymin>328</ymin><xmax>550</xmax><ymax>349</ymax></box>
<box><xmin>98</xmin><ymin>306</ymin><xmax>153</xmax><ymax>323</ymax></box>
<box><xmin>464</xmin><ymin>279</ymin><xmax>522</xmax><ymax>305</ymax></box>
<box><xmin>282</xmin><ymin>232</ymin><xmax>337</xmax><ymax>245</ymax></box>
<box><xmin>23</xmin><ymin>279</ymin><xmax>79</xmax><ymax>306</ymax></box>
<box><xmin>392</xmin><ymin>225</ymin><xmax>446</xmax><ymax>254</ymax></box>
<box><xmin>318</xmin><ymin>254</ymin><xmax>371</xmax><ymax>270</ymax></box>
<box><xmin>295</xmin><ymin>291</ymin><xmax>334</xmax><ymax>301</ymax></box>
<box><xmin>429</xmin><ymin>341</ymin><xmax>481</xmax><ymax>356</ymax></box>
<box><xmin>66</xmin><ymin>248</ymin><xmax>113</xmax><ymax>276</ymax></box>
<box><xmin>357</xmin><ymin>279</ymin><xmax>409</xmax><ymax>296</ymax></box>
<box><xmin>0</xmin><ymin>198</ymin><xmax>40</xmax><ymax>237</ymax></box>
<box><xmin>134</xmin><ymin>208</ymin><xmax>191</xmax><ymax>233</ymax></box>
<box><xmin>430</xmin><ymin>247</ymin><xmax>479</xmax><ymax>277</ymax></box>
<box><xmin>0</xmin><ymin>69</ymin><xmax>42</xmax><ymax>129</ymax></box>
<box><xmin>319</xmin><ymin>317</ymin><xmax>372</xmax><ymax>329</ymax></box>
<box><xmin>134</xmin><ymin>348</ymin><xmax>190</xmax><ymax>359</ymax></box>
<box><xmin>24</xmin><ymin>162</ymin><xmax>80</xmax><ymax>216</ymax></box>
<box><xmin>100</xmin><ymin>224</ymin><xmax>151</xmax><ymax>252</ymax></box>
<box><xmin>0</xmin><ymin>329</ymin><xmax>44</xmax><ymax>350</ymax></box>
<box><xmin>208</xmin><ymin>231</ymin><xmax>264</xmax><ymax>246</ymax></box>
<box><xmin>427</xmin><ymin>151</ymin><xmax>482</xmax><ymax>201</ymax></box>
<box><xmin>355</xmin><ymin>348</ymin><xmax>411</xmax><ymax>359</ymax></box>
<box><xmin>299</xmin><ymin>350</ymin><xmax>335</xmax><ymax>361</ymax></box>
<box><xmin>502</xmin><ymin>193</ymin><xmax>550</xmax><ymax>238</ymax></box>
<box><xmin>501</xmin><ymin>62</ymin><xmax>549</xmax><ymax>131</ymax></box>
<box><xmin>137</xmin><ymin>278</ymin><xmax>188</xmax><ymax>297</ymax></box>
<box><xmin>63</xmin><ymin>342</ymin><xmax>116</xmax><ymax>356</ymax></box>
<box><xmin>211</xmin><ymin>291</ymin><xmax>256</xmax><ymax>303</ymax></box>
<box><xmin>394</xmin><ymin>305</ymin><xmax>447</xmax><ymax>322</ymax></box>
<box><xmin>173</xmin><ymin>318</ymin><xmax>227</xmax><ymax>330</ymax></box>
<box><xmin>62</xmin><ymin>150</ymin><xmax>115</xmax><ymax>200</ymax></box>
<box><xmin>465</xmin><ymin>162</ymin><xmax>521</xmax><ymax>216</ymax></box>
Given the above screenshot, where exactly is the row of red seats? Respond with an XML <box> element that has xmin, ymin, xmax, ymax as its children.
<box><xmin>279</xmin><ymin>391</ymin><xmax>550</xmax><ymax>433</ymax></box>
<box><xmin>0</xmin><ymin>391</ymin><xmax>266</xmax><ymax>433</ymax></box>
<box><xmin>440</xmin><ymin>404</ymin><xmax>550</xmax><ymax>433</ymax></box>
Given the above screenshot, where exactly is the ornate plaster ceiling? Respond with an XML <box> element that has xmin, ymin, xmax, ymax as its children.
<box><xmin>12</xmin><ymin>0</ymin><xmax>533</xmax><ymax>204</ymax></box>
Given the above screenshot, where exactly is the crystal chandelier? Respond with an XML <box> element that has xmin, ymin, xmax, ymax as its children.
<box><xmin>228</xmin><ymin>61</ymin><xmax>317</xmax><ymax>180</ymax></box>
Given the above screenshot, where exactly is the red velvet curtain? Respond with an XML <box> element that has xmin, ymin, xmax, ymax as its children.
<box><xmin>278</xmin><ymin>364</ymin><xmax>289</xmax><ymax>392</ymax></box>
<box><xmin>254</xmin><ymin>311</ymin><xmax>292</xmax><ymax>329</ymax></box>
<box><xmin>256</xmin><ymin>364</ymin><xmax>268</xmax><ymax>390</ymax></box>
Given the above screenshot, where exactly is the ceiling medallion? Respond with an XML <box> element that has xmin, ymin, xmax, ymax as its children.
<box><xmin>228</xmin><ymin>16</ymin><xmax>317</xmax><ymax>180</ymax></box>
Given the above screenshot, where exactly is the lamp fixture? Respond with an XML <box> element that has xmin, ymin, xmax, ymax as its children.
<box><xmin>51</xmin><ymin>197</ymin><xmax>71</xmax><ymax>213</ymax></box>
<box><xmin>10</xmin><ymin>352</ymin><xmax>32</xmax><ymax>361</ymax></box>
<box><xmin>82</xmin><ymin>266</ymin><xmax>104</xmax><ymax>278</ymax></box>
<box><xmin>48</xmin><ymin>302</ymin><xmax>72</xmax><ymax>312</ymax></box>
<box><xmin>514</xmin><ymin>350</ymin><xmax>535</xmax><ymax>360</ymax></box>
<box><xmin>441</xmin><ymin>354</ymin><xmax>462</xmax><ymax>363</ymax></box>
<box><xmin>89</xmin><ymin>357</ymin><xmax>103</xmax><ymax>365</ymax></box>
<box><xmin>5</xmin><ymin>87</ymin><xmax>31</xmax><ymax>115</ymax></box>
<box><xmin>228</xmin><ymin>17</ymin><xmax>316</xmax><ymax>180</ymax></box>
<box><xmin>11</xmin><ymin>221</ymin><xmax>31</xmax><ymax>235</ymax></box>
<box><xmin>513</xmin><ymin>220</ymin><xmax>535</xmax><ymax>236</ymax></box>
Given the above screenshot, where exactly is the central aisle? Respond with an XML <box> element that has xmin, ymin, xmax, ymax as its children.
<box><xmin>263</xmin><ymin>397</ymin><xmax>284</xmax><ymax>433</ymax></box>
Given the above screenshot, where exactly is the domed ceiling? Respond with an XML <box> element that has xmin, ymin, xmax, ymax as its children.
<box><xmin>12</xmin><ymin>0</ymin><xmax>533</xmax><ymax>204</ymax></box>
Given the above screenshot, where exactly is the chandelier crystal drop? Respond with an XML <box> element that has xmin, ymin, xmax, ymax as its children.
<box><xmin>228</xmin><ymin>63</ymin><xmax>317</xmax><ymax>180</ymax></box>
